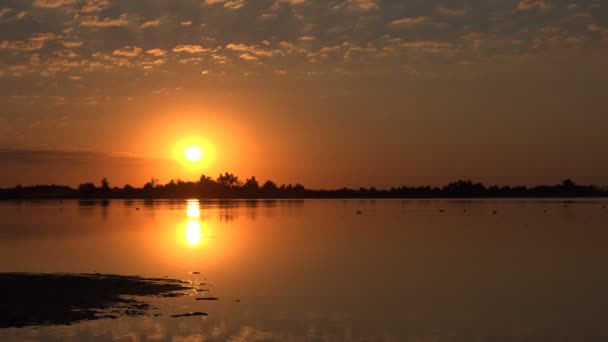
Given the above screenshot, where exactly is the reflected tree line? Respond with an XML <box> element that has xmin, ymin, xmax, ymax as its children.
<box><xmin>1</xmin><ymin>174</ymin><xmax>606</xmax><ymax>199</ymax></box>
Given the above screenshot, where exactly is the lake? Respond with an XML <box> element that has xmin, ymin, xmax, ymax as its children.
<box><xmin>1</xmin><ymin>199</ymin><xmax>608</xmax><ymax>341</ymax></box>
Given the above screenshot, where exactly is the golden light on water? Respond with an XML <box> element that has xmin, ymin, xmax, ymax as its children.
<box><xmin>185</xmin><ymin>220</ymin><xmax>202</xmax><ymax>246</ymax></box>
<box><xmin>184</xmin><ymin>200</ymin><xmax>203</xmax><ymax>246</ymax></box>
<box><xmin>186</xmin><ymin>200</ymin><xmax>201</xmax><ymax>218</ymax></box>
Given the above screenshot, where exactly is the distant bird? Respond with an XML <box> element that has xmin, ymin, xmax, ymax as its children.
<box><xmin>492</xmin><ymin>210</ymin><xmax>497</xmax><ymax>214</ymax></box>
<box><xmin>136</xmin><ymin>207</ymin><xmax>140</xmax><ymax>210</ymax></box>
<box><xmin>356</xmin><ymin>210</ymin><xmax>363</xmax><ymax>215</ymax></box>
<box><xmin>235</xmin><ymin>299</ymin><xmax>241</xmax><ymax>303</ymax></box>
<box><xmin>439</xmin><ymin>209</ymin><xmax>445</xmax><ymax>213</ymax></box>
<box><xmin>463</xmin><ymin>209</ymin><xmax>467</xmax><ymax>213</ymax></box>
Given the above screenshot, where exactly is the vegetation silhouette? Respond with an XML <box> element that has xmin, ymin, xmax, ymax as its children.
<box><xmin>0</xmin><ymin>175</ymin><xmax>606</xmax><ymax>200</ymax></box>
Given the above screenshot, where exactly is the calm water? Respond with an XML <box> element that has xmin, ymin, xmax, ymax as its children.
<box><xmin>1</xmin><ymin>199</ymin><xmax>608</xmax><ymax>341</ymax></box>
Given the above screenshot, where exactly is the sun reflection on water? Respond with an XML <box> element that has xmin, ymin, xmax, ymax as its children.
<box><xmin>186</xmin><ymin>200</ymin><xmax>200</xmax><ymax>218</ymax></box>
<box><xmin>185</xmin><ymin>220</ymin><xmax>201</xmax><ymax>245</ymax></box>
<box><xmin>184</xmin><ymin>200</ymin><xmax>203</xmax><ymax>246</ymax></box>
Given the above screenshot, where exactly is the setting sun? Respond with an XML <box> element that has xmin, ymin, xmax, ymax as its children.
<box><xmin>184</xmin><ymin>146</ymin><xmax>202</xmax><ymax>162</ymax></box>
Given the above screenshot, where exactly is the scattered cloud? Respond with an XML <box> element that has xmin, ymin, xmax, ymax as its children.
<box><xmin>226</xmin><ymin>43</ymin><xmax>279</xmax><ymax>58</ymax></box>
<box><xmin>435</xmin><ymin>6</ymin><xmax>469</xmax><ymax>17</ymax></box>
<box><xmin>517</xmin><ymin>0</ymin><xmax>552</xmax><ymax>11</ymax></box>
<box><xmin>80</xmin><ymin>14</ymin><xmax>129</xmax><ymax>27</ymax></box>
<box><xmin>399</xmin><ymin>41</ymin><xmax>453</xmax><ymax>53</ymax></box>
<box><xmin>238</xmin><ymin>52</ymin><xmax>258</xmax><ymax>61</ymax></box>
<box><xmin>390</xmin><ymin>16</ymin><xmax>431</xmax><ymax>27</ymax></box>
<box><xmin>204</xmin><ymin>0</ymin><xmax>246</xmax><ymax>10</ymax></box>
<box><xmin>224</xmin><ymin>0</ymin><xmax>246</xmax><ymax>10</ymax></box>
<box><xmin>0</xmin><ymin>33</ymin><xmax>58</xmax><ymax>51</ymax></box>
<box><xmin>204</xmin><ymin>0</ymin><xmax>225</xmax><ymax>5</ymax></box>
<box><xmin>332</xmin><ymin>0</ymin><xmax>378</xmax><ymax>12</ymax></box>
<box><xmin>112</xmin><ymin>46</ymin><xmax>142</xmax><ymax>57</ymax></box>
<box><xmin>140</xmin><ymin>19</ymin><xmax>161</xmax><ymax>29</ymax></box>
<box><xmin>62</xmin><ymin>41</ymin><xmax>83</xmax><ymax>48</ymax></box>
<box><xmin>0</xmin><ymin>8</ymin><xmax>12</xmax><ymax>18</ymax></box>
<box><xmin>0</xmin><ymin>40</ymin><xmax>44</xmax><ymax>51</ymax></box>
<box><xmin>0</xmin><ymin>0</ymin><xmax>603</xmax><ymax>82</ymax></box>
<box><xmin>146</xmin><ymin>48</ymin><xmax>167</xmax><ymax>56</ymax></box>
<box><xmin>78</xmin><ymin>0</ymin><xmax>110</xmax><ymax>13</ymax></box>
<box><xmin>588</xmin><ymin>24</ymin><xmax>608</xmax><ymax>35</ymax></box>
<box><xmin>172</xmin><ymin>45</ymin><xmax>208</xmax><ymax>53</ymax></box>
<box><xmin>32</xmin><ymin>0</ymin><xmax>76</xmax><ymax>9</ymax></box>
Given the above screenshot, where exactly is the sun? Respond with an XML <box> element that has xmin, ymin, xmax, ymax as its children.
<box><xmin>184</xmin><ymin>146</ymin><xmax>202</xmax><ymax>162</ymax></box>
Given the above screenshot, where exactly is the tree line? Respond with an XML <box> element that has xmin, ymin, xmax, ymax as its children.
<box><xmin>0</xmin><ymin>173</ymin><xmax>606</xmax><ymax>199</ymax></box>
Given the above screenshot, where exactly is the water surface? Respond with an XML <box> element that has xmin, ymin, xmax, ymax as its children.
<box><xmin>1</xmin><ymin>199</ymin><xmax>608</xmax><ymax>341</ymax></box>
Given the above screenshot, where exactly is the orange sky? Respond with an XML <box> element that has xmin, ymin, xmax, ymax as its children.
<box><xmin>1</xmin><ymin>0</ymin><xmax>608</xmax><ymax>188</ymax></box>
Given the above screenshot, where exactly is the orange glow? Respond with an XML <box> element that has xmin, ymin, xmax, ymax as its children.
<box><xmin>173</xmin><ymin>137</ymin><xmax>217</xmax><ymax>172</ymax></box>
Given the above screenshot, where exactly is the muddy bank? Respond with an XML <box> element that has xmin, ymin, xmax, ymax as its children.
<box><xmin>0</xmin><ymin>273</ymin><xmax>193</xmax><ymax>328</ymax></box>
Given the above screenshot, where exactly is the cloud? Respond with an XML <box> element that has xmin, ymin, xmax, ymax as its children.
<box><xmin>56</xmin><ymin>50</ymin><xmax>79</xmax><ymax>58</ymax></box>
<box><xmin>172</xmin><ymin>45</ymin><xmax>208</xmax><ymax>53</ymax></box>
<box><xmin>146</xmin><ymin>48</ymin><xmax>167</xmax><ymax>56</ymax></box>
<box><xmin>0</xmin><ymin>8</ymin><xmax>12</xmax><ymax>18</ymax></box>
<box><xmin>390</xmin><ymin>16</ymin><xmax>431</xmax><ymax>27</ymax></box>
<box><xmin>78</xmin><ymin>0</ymin><xmax>109</xmax><ymax>13</ymax></box>
<box><xmin>0</xmin><ymin>39</ymin><xmax>44</xmax><ymax>51</ymax></box>
<box><xmin>62</xmin><ymin>41</ymin><xmax>83</xmax><ymax>48</ymax></box>
<box><xmin>112</xmin><ymin>46</ymin><xmax>142</xmax><ymax>57</ymax></box>
<box><xmin>178</xmin><ymin>57</ymin><xmax>203</xmax><ymax>64</ymax></box>
<box><xmin>32</xmin><ymin>0</ymin><xmax>76</xmax><ymax>8</ymax></box>
<box><xmin>239</xmin><ymin>53</ymin><xmax>258</xmax><ymax>61</ymax></box>
<box><xmin>0</xmin><ymin>8</ymin><xmax>26</xmax><ymax>21</ymax></box>
<box><xmin>140</xmin><ymin>20</ymin><xmax>161</xmax><ymax>29</ymax></box>
<box><xmin>332</xmin><ymin>0</ymin><xmax>378</xmax><ymax>12</ymax></box>
<box><xmin>280</xmin><ymin>0</ymin><xmax>306</xmax><ymax>4</ymax></box>
<box><xmin>517</xmin><ymin>0</ymin><xmax>552</xmax><ymax>11</ymax></box>
<box><xmin>224</xmin><ymin>0</ymin><xmax>246</xmax><ymax>10</ymax></box>
<box><xmin>80</xmin><ymin>14</ymin><xmax>129</xmax><ymax>27</ymax></box>
<box><xmin>399</xmin><ymin>41</ymin><xmax>453</xmax><ymax>53</ymax></box>
<box><xmin>435</xmin><ymin>6</ymin><xmax>469</xmax><ymax>17</ymax></box>
<box><xmin>226</xmin><ymin>43</ymin><xmax>279</xmax><ymax>57</ymax></box>
<box><xmin>204</xmin><ymin>0</ymin><xmax>225</xmax><ymax>5</ymax></box>
<box><xmin>204</xmin><ymin>0</ymin><xmax>245</xmax><ymax>10</ymax></box>
<box><xmin>588</xmin><ymin>24</ymin><xmax>608</xmax><ymax>35</ymax></box>
<box><xmin>29</xmin><ymin>32</ymin><xmax>60</xmax><ymax>42</ymax></box>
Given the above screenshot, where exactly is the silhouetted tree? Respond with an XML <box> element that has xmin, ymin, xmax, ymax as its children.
<box><xmin>100</xmin><ymin>178</ymin><xmax>110</xmax><ymax>191</ymax></box>
<box><xmin>562</xmin><ymin>179</ymin><xmax>575</xmax><ymax>189</ymax></box>
<box><xmin>2</xmin><ymin>173</ymin><xmax>607</xmax><ymax>200</ymax></box>
<box><xmin>243</xmin><ymin>177</ymin><xmax>260</xmax><ymax>192</ymax></box>
<box><xmin>261</xmin><ymin>180</ymin><xmax>278</xmax><ymax>192</ymax></box>
<box><xmin>217</xmin><ymin>172</ymin><xmax>240</xmax><ymax>188</ymax></box>
<box><xmin>143</xmin><ymin>178</ymin><xmax>159</xmax><ymax>191</ymax></box>
<box><xmin>78</xmin><ymin>182</ymin><xmax>97</xmax><ymax>197</ymax></box>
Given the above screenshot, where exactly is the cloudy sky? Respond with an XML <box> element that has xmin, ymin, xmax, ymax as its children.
<box><xmin>0</xmin><ymin>0</ymin><xmax>607</xmax><ymax>188</ymax></box>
